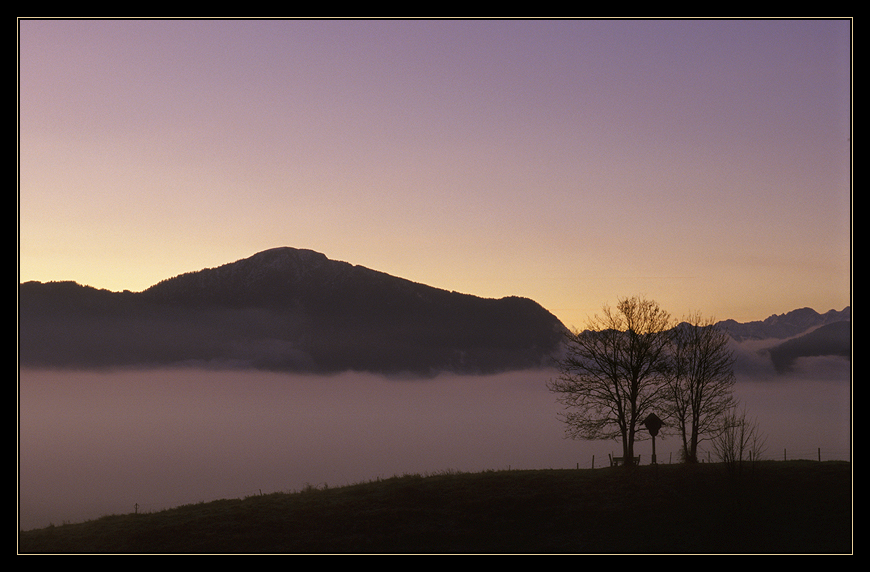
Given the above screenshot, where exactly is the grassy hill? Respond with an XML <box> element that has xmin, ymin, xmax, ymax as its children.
<box><xmin>18</xmin><ymin>461</ymin><xmax>852</xmax><ymax>554</ymax></box>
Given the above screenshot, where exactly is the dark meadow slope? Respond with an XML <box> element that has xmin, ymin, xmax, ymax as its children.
<box><xmin>18</xmin><ymin>247</ymin><xmax>567</xmax><ymax>376</ymax></box>
<box><xmin>18</xmin><ymin>461</ymin><xmax>853</xmax><ymax>554</ymax></box>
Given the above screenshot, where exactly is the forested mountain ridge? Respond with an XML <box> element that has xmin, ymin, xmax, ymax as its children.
<box><xmin>18</xmin><ymin>247</ymin><xmax>567</xmax><ymax>375</ymax></box>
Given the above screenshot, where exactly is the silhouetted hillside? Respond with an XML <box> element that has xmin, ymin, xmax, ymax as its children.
<box><xmin>18</xmin><ymin>248</ymin><xmax>567</xmax><ymax>375</ymax></box>
<box><xmin>767</xmin><ymin>320</ymin><xmax>851</xmax><ymax>373</ymax></box>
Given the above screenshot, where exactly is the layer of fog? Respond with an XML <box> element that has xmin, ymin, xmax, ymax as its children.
<box><xmin>19</xmin><ymin>352</ymin><xmax>850</xmax><ymax>531</ymax></box>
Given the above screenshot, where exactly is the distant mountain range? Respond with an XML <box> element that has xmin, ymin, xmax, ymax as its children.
<box><xmin>18</xmin><ymin>247</ymin><xmax>567</xmax><ymax>375</ymax></box>
<box><xmin>17</xmin><ymin>247</ymin><xmax>850</xmax><ymax>376</ymax></box>
<box><xmin>717</xmin><ymin>307</ymin><xmax>851</xmax><ymax>374</ymax></box>
<box><xmin>716</xmin><ymin>307</ymin><xmax>850</xmax><ymax>342</ymax></box>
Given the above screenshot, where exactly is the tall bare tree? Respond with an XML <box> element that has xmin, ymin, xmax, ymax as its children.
<box><xmin>548</xmin><ymin>296</ymin><xmax>673</xmax><ymax>467</ymax></box>
<box><xmin>667</xmin><ymin>312</ymin><xmax>737</xmax><ymax>463</ymax></box>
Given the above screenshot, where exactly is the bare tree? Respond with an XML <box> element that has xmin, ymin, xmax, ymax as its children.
<box><xmin>711</xmin><ymin>404</ymin><xmax>767</xmax><ymax>472</ymax></box>
<box><xmin>667</xmin><ymin>313</ymin><xmax>737</xmax><ymax>463</ymax></box>
<box><xmin>548</xmin><ymin>296</ymin><xmax>673</xmax><ymax>467</ymax></box>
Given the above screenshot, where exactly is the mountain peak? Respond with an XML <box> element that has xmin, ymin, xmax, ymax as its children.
<box><xmin>247</xmin><ymin>246</ymin><xmax>330</xmax><ymax>265</ymax></box>
<box><xmin>141</xmin><ymin>247</ymin><xmax>352</xmax><ymax>306</ymax></box>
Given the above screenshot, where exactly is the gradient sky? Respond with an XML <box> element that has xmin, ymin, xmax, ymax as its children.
<box><xmin>18</xmin><ymin>18</ymin><xmax>851</xmax><ymax>329</ymax></box>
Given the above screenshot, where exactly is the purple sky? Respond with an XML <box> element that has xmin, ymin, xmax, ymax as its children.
<box><xmin>18</xmin><ymin>18</ymin><xmax>851</xmax><ymax>328</ymax></box>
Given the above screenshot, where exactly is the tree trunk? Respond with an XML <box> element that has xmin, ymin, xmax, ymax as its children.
<box><xmin>688</xmin><ymin>425</ymin><xmax>700</xmax><ymax>463</ymax></box>
<box><xmin>624</xmin><ymin>427</ymin><xmax>635</xmax><ymax>466</ymax></box>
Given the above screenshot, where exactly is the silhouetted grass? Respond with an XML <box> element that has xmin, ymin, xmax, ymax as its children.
<box><xmin>18</xmin><ymin>461</ymin><xmax>851</xmax><ymax>554</ymax></box>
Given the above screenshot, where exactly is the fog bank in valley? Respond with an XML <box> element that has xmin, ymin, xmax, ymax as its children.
<box><xmin>18</xmin><ymin>353</ymin><xmax>850</xmax><ymax>531</ymax></box>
